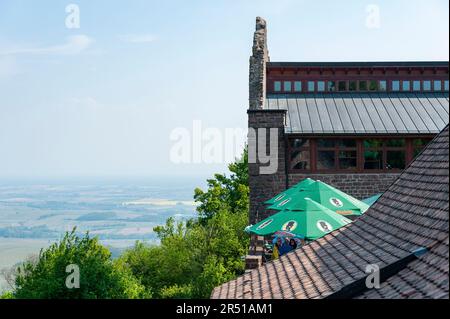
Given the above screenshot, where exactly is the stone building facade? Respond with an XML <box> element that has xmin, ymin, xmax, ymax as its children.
<box><xmin>247</xmin><ymin>17</ymin><xmax>449</xmax><ymax>228</ymax></box>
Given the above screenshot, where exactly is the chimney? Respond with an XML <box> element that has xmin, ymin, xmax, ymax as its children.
<box><xmin>249</xmin><ymin>17</ymin><xmax>269</xmax><ymax>110</ymax></box>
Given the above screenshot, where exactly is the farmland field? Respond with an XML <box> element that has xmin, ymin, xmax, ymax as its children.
<box><xmin>0</xmin><ymin>177</ymin><xmax>204</xmax><ymax>292</ymax></box>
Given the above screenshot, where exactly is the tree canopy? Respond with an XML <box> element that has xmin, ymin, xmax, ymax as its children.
<box><xmin>3</xmin><ymin>149</ymin><xmax>249</xmax><ymax>299</ymax></box>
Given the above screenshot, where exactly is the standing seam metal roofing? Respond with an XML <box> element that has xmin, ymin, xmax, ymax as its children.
<box><xmin>265</xmin><ymin>93</ymin><xmax>449</xmax><ymax>134</ymax></box>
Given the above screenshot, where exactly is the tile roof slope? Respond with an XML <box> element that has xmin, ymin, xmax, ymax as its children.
<box><xmin>265</xmin><ymin>93</ymin><xmax>449</xmax><ymax>134</ymax></box>
<box><xmin>211</xmin><ymin>125</ymin><xmax>449</xmax><ymax>299</ymax></box>
<box><xmin>356</xmin><ymin>235</ymin><xmax>449</xmax><ymax>299</ymax></box>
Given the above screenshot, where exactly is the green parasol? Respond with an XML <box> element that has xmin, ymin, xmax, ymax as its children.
<box><xmin>246</xmin><ymin>198</ymin><xmax>352</xmax><ymax>240</ymax></box>
<box><xmin>264</xmin><ymin>178</ymin><xmax>315</xmax><ymax>205</ymax></box>
<box><xmin>362</xmin><ymin>193</ymin><xmax>382</xmax><ymax>206</ymax></box>
<box><xmin>267</xmin><ymin>180</ymin><xmax>369</xmax><ymax>216</ymax></box>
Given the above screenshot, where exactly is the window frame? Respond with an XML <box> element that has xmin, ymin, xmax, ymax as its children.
<box><xmin>288</xmin><ymin>136</ymin><xmax>434</xmax><ymax>174</ymax></box>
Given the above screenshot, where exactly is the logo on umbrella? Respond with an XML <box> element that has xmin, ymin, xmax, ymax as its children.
<box><xmin>278</xmin><ymin>198</ymin><xmax>291</xmax><ymax>207</ymax></box>
<box><xmin>329</xmin><ymin>197</ymin><xmax>344</xmax><ymax>208</ymax></box>
<box><xmin>257</xmin><ymin>219</ymin><xmax>273</xmax><ymax>230</ymax></box>
<box><xmin>317</xmin><ymin>220</ymin><xmax>333</xmax><ymax>233</ymax></box>
<box><xmin>282</xmin><ymin>220</ymin><xmax>298</xmax><ymax>232</ymax></box>
<box><xmin>274</xmin><ymin>194</ymin><xmax>285</xmax><ymax>201</ymax></box>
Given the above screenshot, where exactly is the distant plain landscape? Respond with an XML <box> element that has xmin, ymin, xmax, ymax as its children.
<box><xmin>0</xmin><ymin>177</ymin><xmax>203</xmax><ymax>292</ymax></box>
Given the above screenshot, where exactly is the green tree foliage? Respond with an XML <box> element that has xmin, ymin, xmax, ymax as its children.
<box><xmin>120</xmin><ymin>150</ymin><xmax>250</xmax><ymax>298</ymax></box>
<box><xmin>6</xmin><ymin>149</ymin><xmax>249</xmax><ymax>299</ymax></box>
<box><xmin>13</xmin><ymin>229</ymin><xmax>148</xmax><ymax>299</ymax></box>
<box><xmin>194</xmin><ymin>150</ymin><xmax>249</xmax><ymax>221</ymax></box>
<box><xmin>0</xmin><ymin>291</ymin><xmax>13</xmax><ymax>299</ymax></box>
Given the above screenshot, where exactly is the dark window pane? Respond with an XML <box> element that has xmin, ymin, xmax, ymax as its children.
<box><xmin>386</xmin><ymin>139</ymin><xmax>405</xmax><ymax>147</ymax></box>
<box><xmin>413</xmin><ymin>139</ymin><xmax>431</xmax><ymax>148</ymax></box>
<box><xmin>359</xmin><ymin>81</ymin><xmax>368</xmax><ymax>91</ymax></box>
<box><xmin>445</xmin><ymin>80</ymin><xmax>449</xmax><ymax>91</ymax></box>
<box><xmin>386</xmin><ymin>151</ymin><xmax>405</xmax><ymax>169</ymax></box>
<box><xmin>290</xmin><ymin>138</ymin><xmax>310</xmax><ymax>148</ymax></box>
<box><xmin>364</xmin><ymin>151</ymin><xmax>383</xmax><ymax>169</ymax></box>
<box><xmin>339</xmin><ymin>151</ymin><xmax>357</xmax><ymax>170</ymax></box>
<box><xmin>328</xmin><ymin>81</ymin><xmax>336</xmax><ymax>92</ymax></box>
<box><xmin>413</xmin><ymin>148</ymin><xmax>422</xmax><ymax>158</ymax></box>
<box><xmin>364</xmin><ymin>139</ymin><xmax>383</xmax><ymax>149</ymax></box>
<box><xmin>337</xmin><ymin>139</ymin><xmax>356</xmax><ymax>148</ymax></box>
<box><xmin>317</xmin><ymin>139</ymin><xmax>335</xmax><ymax>148</ymax></box>
<box><xmin>338</xmin><ymin>81</ymin><xmax>347</xmax><ymax>91</ymax></box>
<box><xmin>317</xmin><ymin>151</ymin><xmax>335</xmax><ymax>170</ymax></box>
<box><xmin>369</xmin><ymin>80</ymin><xmax>378</xmax><ymax>91</ymax></box>
<box><xmin>291</xmin><ymin>150</ymin><xmax>310</xmax><ymax>170</ymax></box>
<box><xmin>413</xmin><ymin>139</ymin><xmax>431</xmax><ymax>158</ymax></box>
<box><xmin>349</xmin><ymin>81</ymin><xmax>357</xmax><ymax>91</ymax></box>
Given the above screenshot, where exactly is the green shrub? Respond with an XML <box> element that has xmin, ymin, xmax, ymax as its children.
<box><xmin>13</xmin><ymin>229</ymin><xmax>148</xmax><ymax>299</ymax></box>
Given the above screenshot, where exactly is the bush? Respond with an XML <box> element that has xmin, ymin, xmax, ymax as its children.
<box><xmin>13</xmin><ymin>229</ymin><xmax>148</xmax><ymax>299</ymax></box>
<box><xmin>0</xmin><ymin>291</ymin><xmax>13</xmax><ymax>299</ymax></box>
<box><xmin>160</xmin><ymin>284</ymin><xmax>193</xmax><ymax>299</ymax></box>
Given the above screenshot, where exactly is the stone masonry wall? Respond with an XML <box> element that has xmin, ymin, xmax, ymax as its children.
<box><xmin>248</xmin><ymin>110</ymin><xmax>287</xmax><ymax>225</ymax></box>
<box><xmin>289</xmin><ymin>173</ymin><xmax>400</xmax><ymax>200</ymax></box>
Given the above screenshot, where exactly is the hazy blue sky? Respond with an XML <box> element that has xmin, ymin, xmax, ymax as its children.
<box><xmin>0</xmin><ymin>0</ymin><xmax>448</xmax><ymax>179</ymax></box>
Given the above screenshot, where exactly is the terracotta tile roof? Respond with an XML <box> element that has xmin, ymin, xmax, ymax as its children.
<box><xmin>211</xmin><ymin>125</ymin><xmax>449</xmax><ymax>299</ymax></box>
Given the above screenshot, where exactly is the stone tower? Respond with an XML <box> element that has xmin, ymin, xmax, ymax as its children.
<box><xmin>249</xmin><ymin>17</ymin><xmax>270</xmax><ymax>110</ymax></box>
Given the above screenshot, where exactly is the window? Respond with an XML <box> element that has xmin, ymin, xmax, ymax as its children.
<box><xmin>317</xmin><ymin>151</ymin><xmax>335</xmax><ymax>170</ymax></box>
<box><xmin>274</xmin><ymin>81</ymin><xmax>281</xmax><ymax>92</ymax></box>
<box><xmin>386</xmin><ymin>139</ymin><xmax>406</xmax><ymax>170</ymax></box>
<box><xmin>364</xmin><ymin>139</ymin><xmax>383</xmax><ymax>170</ymax></box>
<box><xmin>392</xmin><ymin>81</ymin><xmax>400</xmax><ymax>91</ymax></box>
<box><xmin>445</xmin><ymin>80</ymin><xmax>449</xmax><ymax>91</ymax></box>
<box><xmin>317</xmin><ymin>139</ymin><xmax>357</xmax><ymax>171</ymax></box>
<box><xmin>317</xmin><ymin>139</ymin><xmax>335</xmax><ymax>148</ymax></box>
<box><xmin>413</xmin><ymin>80</ymin><xmax>421</xmax><ymax>91</ymax></box>
<box><xmin>289</xmin><ymin>138</ymin><xmax>429</xmax><ymax>173</ymax></box>
<box><xmin>386</xmin><ymin>151</ymin><xmax>405</xmax><ymax>170</ymax></box>
<box><xmin>359</xmin><ymin>81</ymin><xmax>368</xmax><ymax>91</ymax></box>
<box><xmin>308</xmin><ymin>81</ymin><xmax>315</xmax><ymax>92</ymax></box>
<box><xmin>434</xmin><ymin>80</ymin><xmax>442</xmax><ymax>91</ymax></box>
<box><xmin>284</xmin><ymin>81</ymin><xmax>292</xmax><ymax>92</ymax></box>
<box><xmin>423</xmin><ymin>80</ymin><xmax>431</xmax><ymax>91</ymax></box>
<box><xmin>339</xmin><ymin>151</ymin><xmax>357</xmax><ymax>170</ymax></box>
<box><xmin>364</xmin><ymin>150</ymin><xmax>383</xmax><ymax>169</ymax></box>
<box><xmin>413</xmin><ymin>138</ymin><xmax>431</xmax><ymax>158</ymax></box>
<box><xmin>386</xmin><ymin>139</ymin><xmax>405</xmax><ymax>147</ymax></box>
<box><xmin>291</xmin><ymin>139</ymin><xmax>309</xmax><ymax>148</ymax></box>
<box><xmin>379</xmin><ymin>81</ymin><xmax>387</xmax><ymax>91</ymax></box>
<box><xmin>289</xmin><ymin>139</ymin><xmax>310</xmax><ymax>170</ymax></box>
<box><xmin>369</xmin><ymin>80</ymin><xmax>378</xmax><ymax>91</ymax></box>
<box><xmin>294</xmin><ymin>81</ymin><xmax>302</xmax><ymax>92</ymax></box>
<box><xmin>338</xmin><ymin>81</ymin><xmax>347</xmax><ymax>91</ymax></box>
<box><xmin>317</xmin><ymin>81</ymin><xmax>325</xmax><ymax>92</ymax></box>
<box><xmin>363</xmin><ymin>139</ymin><xmax>406</xmax><ymax>170</ymax></box>
<box><xmin>328</xmin><ymin>81</ymin><xmax>336</xmax><ymax>92</ymax></box>
<box><xmin>349</xmin><ymin>81</ymin><xmax>357</xmax><ymax>91</ymax></box>
<box><xmin>402</xmin><ymin>81</ymin><xmax>410</xmax><ymax>91</ymax></box>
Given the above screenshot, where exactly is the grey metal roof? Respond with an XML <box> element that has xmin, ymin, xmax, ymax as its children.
<box><xmin>265</xmin><ymin>93</ymin><xmax>449</xmax><ymax>134</ymax></box>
